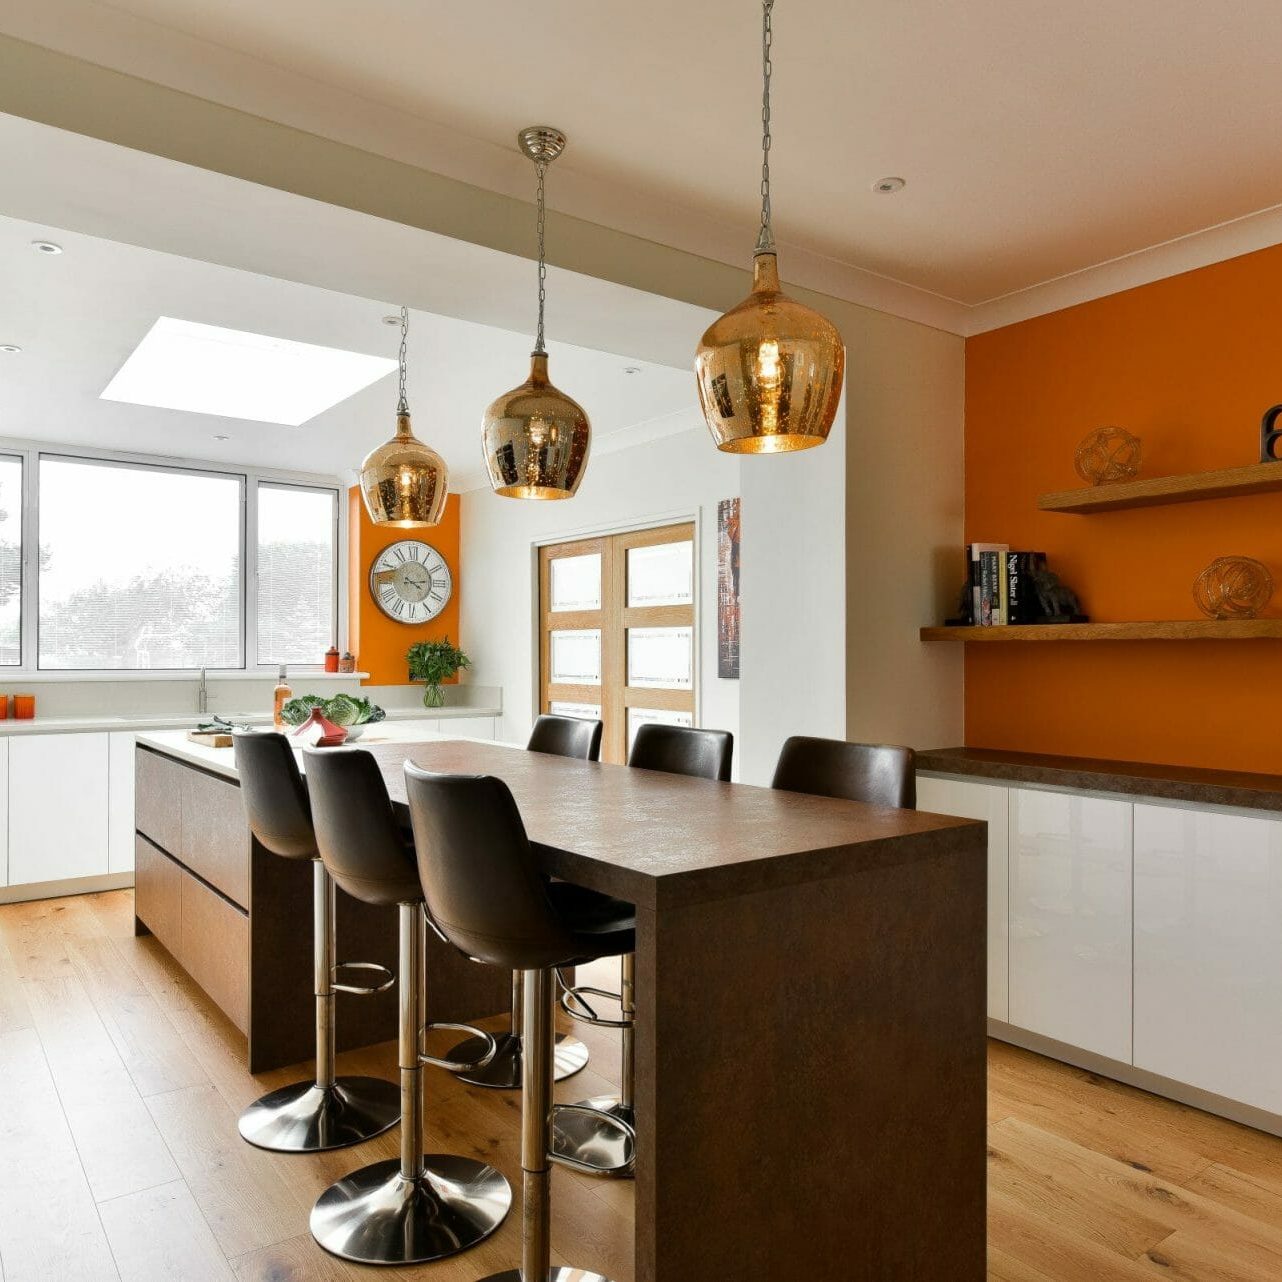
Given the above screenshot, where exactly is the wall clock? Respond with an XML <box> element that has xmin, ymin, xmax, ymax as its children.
<box><xmin>368</xmin><ymin>539</ymin><xmax>453</xmax><ymax>625</ymax></box>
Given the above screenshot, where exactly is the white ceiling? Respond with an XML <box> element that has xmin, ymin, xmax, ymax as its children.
<box><xmin>0</xmin><ymin>213</ymin><xmax>700</xmax><ymax>489</ymax></box>
<box><xmin>5</xmin><ymin>0</ymin><xmax>1282</xmax><ymax>331</ymax></box>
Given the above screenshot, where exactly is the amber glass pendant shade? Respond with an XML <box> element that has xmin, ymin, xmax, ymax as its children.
<box><xmin>359</xmin><ymin>412</ymin><xmax>449</xmax><ymax>526</ymax></box>
<box><xmin>482</xmin><ymin>352</ymin><xmax>590</xmax><ymax>499</ymax></box>
<box><xmin>696</xmin><ymin>252</ymin><xmax>844</xmax><ymax>454</ymax></box>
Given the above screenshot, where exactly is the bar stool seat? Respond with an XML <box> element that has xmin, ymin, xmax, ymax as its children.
<box><xmin>303</xmin><ymin>746</ymin><xmax>511</xmax><ymax>1267</ymax></box>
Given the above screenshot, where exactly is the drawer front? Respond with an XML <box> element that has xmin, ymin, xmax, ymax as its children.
<box><xmin>179</xmin><ymin>875</ymin><xmax>248</xmax><ymax>1033</ymax></box>
<box><xmin>180</xmin><ymin>767</ymin><xmax>250</xmax><ymax>907</ymax></box>
<box><xmin>134</xmin><ymin>835</ymin><xmax>181</xmax><ymax>959</ymax></box>
<box><xmin>135</xmin><ymin>748</ymin><xmax>184</xmax><ymax>853</ymax></box>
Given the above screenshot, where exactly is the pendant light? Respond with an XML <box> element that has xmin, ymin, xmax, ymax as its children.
<box><xmin>482</xmin><ymin>126</ymin><xmax>591</xmax><ymax>500</ymax></box>
<box><xmin>695</xmin><ymin>0</ymin><xmax>844</xmax><ymax>453</ymax></box>
<box><xmin>359</xmin><ymin>306</ymin><xmax>448</xmax><ymax>526</ymax></box>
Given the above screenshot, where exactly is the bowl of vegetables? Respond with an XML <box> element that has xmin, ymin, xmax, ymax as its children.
<box><xmin>279</xmin><ymin>694</ymin><xmax>386</xmax><ymax>740</ymax></box>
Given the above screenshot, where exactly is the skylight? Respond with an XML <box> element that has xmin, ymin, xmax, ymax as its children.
<box><xmin>101</xmin><ymin>317</ymin><xmax>397</xmax><ymax>425</ymax></box>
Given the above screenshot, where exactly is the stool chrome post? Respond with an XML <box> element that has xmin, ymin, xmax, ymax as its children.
<box><xmin>310</xmin><ymin>902</ymin><xmax>512</xmax><ymax>1265</ymax></box>
<box><xmin>447</xmin><ymin>967</ymin><xmax>589</xmax><ymax>1089</ymax></box>
<box><xmin>237</xmin><ymin>862</ymin><xmax>399</xmax><ymax>1152</ymax></box>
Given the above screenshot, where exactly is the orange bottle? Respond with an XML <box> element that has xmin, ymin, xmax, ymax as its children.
<box><xmin>272</xmin><ymin>665</ymin><xmax>292</xmax><ymax>730</ymax></box>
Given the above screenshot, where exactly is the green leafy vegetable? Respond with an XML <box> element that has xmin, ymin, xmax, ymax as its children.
<box><xmin>279</xmin><ymin>693</ymin><xmax>386</xmax><ymax>728</ymax></box>
<box><xmin>280</xmin><ymin>695</ymin><xmax>325</xmax><ymax>726</ymax></box>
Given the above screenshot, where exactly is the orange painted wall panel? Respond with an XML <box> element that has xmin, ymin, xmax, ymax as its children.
<box><xmin>347</xmin><ymin>488</ymin><xmax>462</xmax><ymax>686</ymax></box>
<box><xmin>964</xmin><ymin>245</ymin><xmax>1282</xmax><ymax>774</ymax></box>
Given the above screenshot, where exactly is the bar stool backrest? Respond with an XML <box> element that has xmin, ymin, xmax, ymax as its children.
<box><xmin>233</xmin><ymin>730</ymin><xmax>317</xmax><ymax>860</ymax></box>
<box><xmin>526</xmin><ymin>714</ymin><xmax>603</xmax><ymax>762</ymax></box>
<box><xmin>404</xmin><ymin>764</ymin><xmax>580</xmax><ymax>971</ymax></box>
<box><xmin>771</xmin><ymin>735</ymin><xmax>916</xmax><ymax>809</ymax></box>
<box><xmin>303</xmin><ymin>747</ymin><xmax>422</xmax><ymax>906</ymax></box>
<box><xmin>628</xmin><ymin>723</ymin><xmax>733</xmax><ymax>782</ymax></box>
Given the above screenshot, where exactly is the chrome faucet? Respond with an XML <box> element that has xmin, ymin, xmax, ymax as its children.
<box><xmin>197</xmin><ymin>667</ymin><xmax>208</xmax><ymax>716</ymax></box>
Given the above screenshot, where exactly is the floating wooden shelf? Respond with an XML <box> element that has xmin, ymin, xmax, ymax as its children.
<box><xmin>1038</xmin><ymin>460</ymin><xmax>1282</xmax><ymax>514</ymax></box>
<box><xmin>920</xmin><ymin>620</ymin><xmax>1282</xmax><ymax>642</ymax></box>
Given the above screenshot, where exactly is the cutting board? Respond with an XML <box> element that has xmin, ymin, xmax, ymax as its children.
<box><xmin>187</xmin><ymin>730</ymin><xmax>233</xmax><ymax>748</ymax></box>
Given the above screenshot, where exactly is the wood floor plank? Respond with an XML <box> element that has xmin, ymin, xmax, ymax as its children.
<box><xmin>20</xmin><ymin>972</ymin><xmax>179</xmax><ymax>1201</ymax></box>
<box><xmin>0</xmin><ymin>929</ymin><xmax>31</xmax><ymax>1035</ymax></box>
<box><xmin>98</xmin><ymin>1180</ymin><xmax>235</xmax><ymax>1282</ymax></box>
<box><xmin>0</xmin><ymin>1028</ymin><xmax>119</xmax><ymax>1282</ymax></box>
<box><xmin>231</xmin><ymin>1235</ymin><xmax>358</xmax><ymax>1281</ymax></box>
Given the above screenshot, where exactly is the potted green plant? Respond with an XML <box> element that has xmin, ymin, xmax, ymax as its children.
<box><xmin>407</xmin><ymin>637</ymin><xmax>471</xmax><ymax>709</ymax></box>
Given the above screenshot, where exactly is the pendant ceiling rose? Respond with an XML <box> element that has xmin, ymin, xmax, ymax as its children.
<box><xmin>482</xmin><ymin>124</ymin><xmax>591</xmax><ymax>500</ymax></box>
<box><xmin>359</xmin><ymin>306</ymin><xmax>449</xmax><ymax>527</ymax></box>
<box><xmin>694</xmin><ymin>0</ymin><xmax>845</xmax><ymax>454</ymax></box>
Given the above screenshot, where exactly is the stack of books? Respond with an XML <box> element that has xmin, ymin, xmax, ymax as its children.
<box><xmin>966</xmin><ymin>544</ymin><xmax>1046</xmax><ymax>626</ymax></box>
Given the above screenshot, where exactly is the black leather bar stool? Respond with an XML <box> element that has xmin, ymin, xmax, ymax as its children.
<box><xmin>446</xmin><ymin>714</ymin><xmax>600</xmax><ymax>1091</ymax></box>
<box><xmin>302</xmin><ymin>746</ymin><xmax>511</xmax><ymax>1266</ymax></box>
<box><xmin>405</xmin><ymin>762</ymin><xmax>635</xmax><ymax>1282</ymax></box>
<box><xmin>771</xmin><ymin>735</ymin><xmax>916</xmax><ymax>808</ymax></box>
<box><xmin>232</xmin><ymin>731</ymin><xmax>399</xmax><ymax>1153</ymax></box>
<box><xmin>554</xmin><ymin>722</ymin><xmax>733</xmax><ymax>1177</ymax></box>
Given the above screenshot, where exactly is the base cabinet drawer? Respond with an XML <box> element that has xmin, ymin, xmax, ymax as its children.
<box><xmin>179</xmin><ymin>875</ymin><xmax>248</xmax><ymax>1033</ymax></box>
<box><xmin>180</xmin><ymin>767</ymin><xmax>249</xmax><ymax>906</ymax></box>
<box><xmin>134</xmin><ymin>835</ymin><xmax>181</xmax><ymax>958</ymax></box>
<box><xmin>136</xmin><ymin>748</ymin><xmax>185</xmax><ymax>853</ymax></box>
<box><xmin>1134</xmin><ymin>803</ymin><xmax>1282</xmax><ymax>1115</ymax></box>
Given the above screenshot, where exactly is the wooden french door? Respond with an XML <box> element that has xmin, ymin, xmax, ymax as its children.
<box><xmin>539</xmin><ymin>522</ymin><xmax>696</xmax><ymax>764</ymax></box>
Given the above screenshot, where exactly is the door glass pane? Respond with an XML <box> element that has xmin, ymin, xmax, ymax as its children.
<box><xmin>628</xmin><ymin>707</ymin><xmax>694</xmax><ymax>752</ymax></box>
<box><xmin>257</xmin><ymin>484</ymin><xmax>336</xmax><ymax>665</ymax></box>
<box><xmin>0</xmin><ymin>456</ymin><xmax>21</xmax><ymax>665</ymax></box>
<box><xmin>549</xmin><ymin>629</ymin><xmax>601</xmax><ymax>685</ymax></box>
<box><xmin>550</xmin><ymin>553</ymin><xmax>602</xmax><ymax>612</ymax></box>
<box><xmin>627</xmin><ymin>626</ymin><xmax>693</xmax><ymax>689</ymax></box>
<box><xmin>549</xmin><ymin>701</ymin><xmax>602</xmax><ymax>720</ymax></box>
<box><xmin>627</xmin><ymin>540</ymin><xmax>693</xmax><ymax>607</ymax></box>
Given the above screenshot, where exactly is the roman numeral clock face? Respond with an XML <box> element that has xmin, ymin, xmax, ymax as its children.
<box><xmin>369</xmin><ymin>540</ymin><xmax>453</xmax><ymax>625</ymax></box>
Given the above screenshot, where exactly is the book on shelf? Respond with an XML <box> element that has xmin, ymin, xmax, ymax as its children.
<box><xmin>968</xmin><ymin>543</ymin><xmax>1008</xmax><ymax>625</ymax></box>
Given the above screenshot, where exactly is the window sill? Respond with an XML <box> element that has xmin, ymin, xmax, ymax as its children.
<box><xmin>0</xmin><ymin>670</ymin><xmax>371</xmax><ymax>683</ymax></box>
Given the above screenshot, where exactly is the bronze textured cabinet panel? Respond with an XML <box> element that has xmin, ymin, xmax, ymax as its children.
<box><xmin>135</xmin><ymin>748</ymin><xmax>184</xmax><ymax>854</ymax></box>
<box><xmin>134</xmin><ymin>834</ymin><xmax>181</xmax><ymax>957</ymax></box>
<box><xmin>180</xmin><ymin>874</ymin><xmax>249</xmax><ymax>1033</ymax></box>
<box><xmin>179</xmin><ymin>767</ymin><xmax>250</xmax><ymax>907</ymax></box>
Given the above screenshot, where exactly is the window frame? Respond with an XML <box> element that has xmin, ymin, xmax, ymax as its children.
<box><xmin>0</xmin><ymin>437</ymin><xmax>345</xmax><ymax>677</ymax></box>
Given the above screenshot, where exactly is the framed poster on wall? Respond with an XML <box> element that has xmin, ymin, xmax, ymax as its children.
<box><xmin>717</xmin><ymin>497</ymin><xmax>741</xmax><ymax>679</ymax></box>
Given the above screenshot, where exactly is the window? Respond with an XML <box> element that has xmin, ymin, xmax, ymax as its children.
<box><xmin>0</xmin><ymin>457</ymin><xmax>21</xmax><ymax>666</ymax></box>
<box><xmin>39</xmin><ymin>457</ymin><xmax>243</xmax><ymax>670</ymax></box>
<box><xmin>539</xmin><ymin>523</ymin><xmax>696</xmax><ymax>763</ymax></box>
<box><xmin>257</xmin><ymin>484</ymin><xmax>337</xmax><ymax>665</ymax></box>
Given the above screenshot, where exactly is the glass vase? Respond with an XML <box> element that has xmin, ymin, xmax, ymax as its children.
<box><xmin>422</xmin><ymin>683</ymin><xmax>445</xmax><ymax>709</ymax></box>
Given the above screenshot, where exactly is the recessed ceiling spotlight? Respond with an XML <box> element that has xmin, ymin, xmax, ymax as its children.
<box><xmin>212</xmin><ymin>433</ymin><xmax>231</xmax><ymax>441</ymax></box>
<box><xmin>623</xmin><ymin>366</ymin><xmax>642</xmax><ymax>375</ymax></box>
<box><xmin>872</xmin><ymin>177</ymin><xmax>906</xmax><ymax>194</ymax></box>
<box><xmin>31</xmin><ymin>240</ymin><xmax>63</xmax><ymax>255</ymax></box>
<box><xmin>0</xmin><ymin>344</ymin><xmax>21</xmax><ymax>354</ymax></box>
<box><xmin>382</xmin><ymin>315</ymin><xmax>401</xmax><ymax>326</ymax></box>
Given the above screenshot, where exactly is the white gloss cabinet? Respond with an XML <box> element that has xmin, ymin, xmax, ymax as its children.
<box><xmin>1008</xmin><ymin>787</ymin><xmax>1133</xmax><ymax>1063</ymax></box>
<box><xmin>108</xmin><ymin>731</ymin><xmax>137</xmax><ymax>874</ymax></box>
<box><xmin>0</xmin><ymin>739</ymin><xmax>9</xmax><ymax>885</ymax></box>
<box><xmin>8</xmin><ymin>732</ymin><xmax>110</xmax><ymax>885</ymax></box>
<box><xmin>1134</xmin><ymin>803</ymin><xmax>1282</xmax><ymax>1115</ymax></box>
<box><xmin>916</xmin><ymin>776</ymin><xmax>1009</xmax><ymax>1020</ymax></box>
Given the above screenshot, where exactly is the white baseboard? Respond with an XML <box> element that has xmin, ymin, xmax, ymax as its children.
<box><xmin>0</xmin><ymin>872</ymin><xmax>134</xmax><ymax>905</ymax></box>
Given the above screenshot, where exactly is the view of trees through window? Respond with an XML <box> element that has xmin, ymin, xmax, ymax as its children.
<box><xmin>0</xmin><ymin>457</ymin><xmax>21</xmax><ymax>665</ymax></box>
<box><xmin>257</xmin><ymin>484</ymin><xmax>336</xmax><ymax>665</ymax></box>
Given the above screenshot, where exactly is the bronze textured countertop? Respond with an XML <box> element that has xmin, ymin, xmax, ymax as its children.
<box><xmin>917</xmin><ymin>746</ymin><xmax>1282</xmax><ymax>813</ymax></box>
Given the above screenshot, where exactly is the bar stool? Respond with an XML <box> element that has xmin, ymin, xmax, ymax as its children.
<box><xmin>405</xmin><ymin>761</ymin><xmax>635</xmax><ymax>1282</ymax></box>
<box><xmin>445</xmin><ymin>713</ymin><xmax>600</xmax><ymax>1090</ymax></box>
<box><xmin>771</xmin><ymin>735</ymin><xmax>916</xmax><ymax>808</ymax></box>
<box><xmin>303</xmin><ymin>746</ymin><xmax>511</xmax><ymax>1266</ymax></box>
<box><xmin>554</xmin><ymin>722</ymin><xmax>733</xmax><ymax>1177</ymax></box>
<box><xmin>232</xmin><ymin>731</ymin><xmax>399</xmax><ymax>1153</ymax></box>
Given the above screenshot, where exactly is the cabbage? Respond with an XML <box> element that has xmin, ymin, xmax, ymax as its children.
<box><xmin>324</xmin><ymin>693</ymin><xmax>362</xmax><ymax>727</ymax></box>
<box><xmin>280</xmin><ymin>695</ymin><xmax>325</xmax><ymax>726</ymax></box>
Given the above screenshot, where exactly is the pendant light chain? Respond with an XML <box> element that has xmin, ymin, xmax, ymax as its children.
<box><xmin>397</xmin><ymin>304</ymin><xmax>410</xmax><ymax>414</ymax></box>
<box><xmin>756</xmin><ymin>0</ymin><xmax>775</xmax><ymax>254</ymax></box>
<box><xmin>534</xmin><ymin>159</ymin><xmax>549</xmax><ymax>354</ymax></box>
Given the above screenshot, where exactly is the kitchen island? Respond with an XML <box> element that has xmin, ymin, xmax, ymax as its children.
<box><xmin>135</xmin><ymin>731</ymin><xmax>988</xmax><ymax>1280</ymax></box>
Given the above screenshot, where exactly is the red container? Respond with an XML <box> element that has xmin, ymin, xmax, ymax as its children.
<box><xmin>0</xmin><ymin>696</ymin><xmax>9</xmax><ymax>719</ymax></box>
<box><xmin>324</xmin><ymin>645</ymin><xmax>339</xmax><ymax>673</ymax></box>
<box><xmin>13</xmin><ymin>694</ymin><xmax>35</xmax><ymax>720</ymax></box>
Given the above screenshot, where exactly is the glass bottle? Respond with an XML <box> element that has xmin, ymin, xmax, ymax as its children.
<box><xmin>272</xmin><ymin>665</ymin><xmax>292</xmax><ymax>730</ymax></box>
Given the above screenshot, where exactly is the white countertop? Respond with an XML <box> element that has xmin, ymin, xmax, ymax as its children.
<box><xmin>0</xmin><ymin>705</ymin><xmax>501</xmax><ymax>738</ymax></box>
<box><xmin>136</xmin><ymin>720</ymin><xmax>502</xmax><ymax>780</ymax></box>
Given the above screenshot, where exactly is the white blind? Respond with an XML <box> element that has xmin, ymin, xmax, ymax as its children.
<box><xmin>256</xmin><ymin>483</ymin><xmax>336</xmax><ymax>665</ymax></box>
<box><xmin>0</xmin><ymin>457</ymin><xmax>21</xmax><ymax>666</ymax></box>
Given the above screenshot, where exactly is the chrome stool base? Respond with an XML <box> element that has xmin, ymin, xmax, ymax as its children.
<box><xmin>478</xmin><ymin>1270</ymin><xmax>615</xmax><ymax>1281</ymax></box>
<box><xmin>552</xmin><ymin>1099</ymin><xmax>635</xmax><ymax>1177</ymax></box>
<box><xmin>310</xmin><ymin>1154</ymin><xmax>511</xmax><ymax>1266</ymax></box>
<box><xmin>448</xmin><ymin>1030</ymin><xmax>589</xmax><ymax>1089</ymax></box>
<box><xmin>237</xmin><ymin>1077</ymin><xmax>400</xmax><ymax>1153</ymax></box>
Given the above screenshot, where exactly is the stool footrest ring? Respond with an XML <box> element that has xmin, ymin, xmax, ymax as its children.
<box><xmin>331</xmin><ymin>961</ymin><xmax>395</xmax><ymax>996</ymax></box>
<box><xmin>557</xmin><ymin>979</ymin><xmax>631</xmax><ymax>1030</ymax></box>
<box><xmin>419</xmin><ymin>1022</ymin><xmax>499</xmax><ymax>1073</ymax></box>
<box><xmin>548</xmin><ymin>1104</ymin><xmax>637</xmax><ymax>1176</ymax></box>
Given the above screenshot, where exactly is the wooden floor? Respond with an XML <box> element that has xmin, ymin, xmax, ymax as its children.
<box><xmin>1</xmin><ymin>894</ymin><xmax>1281</xmax><ymax>1282</ymax></box>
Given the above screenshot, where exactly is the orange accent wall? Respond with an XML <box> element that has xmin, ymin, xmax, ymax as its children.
<box><xmin>965</xmin><ymin>244</ymin><xmax>1282</xmax><ymax>774</ymax></box>
<box><xmin>347</xmin><ymin>488</ymin><xmax>462</xmax><ymax>686</ymax></box>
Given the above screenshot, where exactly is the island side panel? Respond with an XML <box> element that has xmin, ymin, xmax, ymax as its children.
<box><xmin>633</xmin><ymin>824</ymin><xmax>987</xmax><ymax>1282</ymax></box>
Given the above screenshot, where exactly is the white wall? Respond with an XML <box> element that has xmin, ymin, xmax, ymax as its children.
<box><xmin>460</xmin><ymin>415</ymin><xmax>741</xmax><ymax>756</ymax></box>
